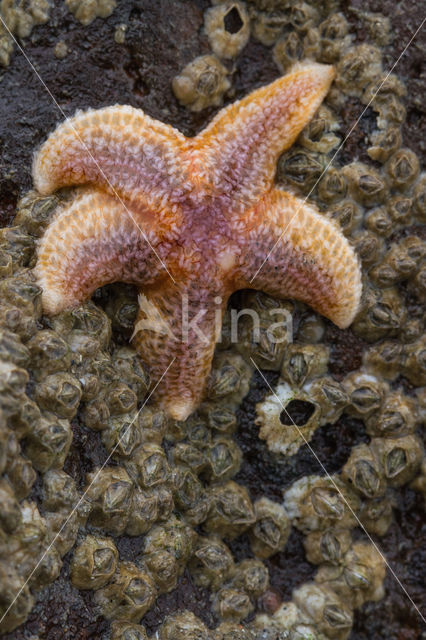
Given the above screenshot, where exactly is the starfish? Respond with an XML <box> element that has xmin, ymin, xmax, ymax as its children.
<box><xmin>33</xmin><ymin>62</ymin><xmax>362</xmax><ymax>421</ymax></box>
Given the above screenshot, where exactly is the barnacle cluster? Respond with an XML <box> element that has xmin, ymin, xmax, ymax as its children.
<box><xmin>0</xmin><ymin>1</ymin><xmax>424</xmax><ymax>639</ymax></box>
<box><xmin>172</xmin><ymin>1</ymin><xmax>250</xmax><ymax>110</ymax></box>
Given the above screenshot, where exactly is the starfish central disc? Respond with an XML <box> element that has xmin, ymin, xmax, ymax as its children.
<box><xmin>33</xmin><ymin>62</ymin><xmax>362</xmax><ymax>421</ymax></box>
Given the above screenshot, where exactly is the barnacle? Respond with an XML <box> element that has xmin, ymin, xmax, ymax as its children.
<box><xmin>250</xmin><ymin>8</ymin><xmax>290</xmax><ymax>46</ymax></box>
<box><xmin>8</xmin><ymin>501</ymin><xmax>61</xmax><ymax>589</ymax></box>
<box><xmin>230</xmin><ymin>558</ymin><xmax>269</xmax><ymax>598</ymax></box>
<box><xmin>171</xmin><ymin>465</ymin><xmax>209</xmax><ymax>525</ymax></box>
<box><xmin>281</xmin><ymin>343</ymin><xmax>329</xmax><ymax>387</ymax></box>
<box><xmin>190</xmin><ymin>535</ymin><xmax>235</xmax><ymax>590</ymax></box>
<box><xmin>207</xmin><ymin>351</ymin><xmax>253</xmax><ymax>405</ymax></box>
<box><xmin>364</xmin><ymin>206</ymin><xmax>393</xmax><ymax>238</ymax></box>
<box><xmin>214</xmin><ymin>587</ymin><xmax>254</xmax><ymax>621</ymax></box>
<box><xmin>42</xmin><ymin>469</ymin><xmax>78</xmax><ymax>511</ymax></box>
<box><xmin>341</xmin><ymin>443</ymin><xmax>386</xmax><ymax>499</ymax></box>
<box><xmin>387</xmin><ymin>196</ymin><xmax>412</xmax><ymax>225</ymax></box>
<box><xmin>102</xmin><ymin>413</ymin><xmax>142</xmax><ymax>458</ymax></box>
<box><xmin>147</xmin><ymin>485</ymin><xmax>173</xmax><ymax>524</ymax></box>
<box><xmin>409</xmin><ymin>265</ymin><xmax>426</xmax><ymax>304</ymax></box>
<box><xmin>370</xmin><ymin>435</ymin><xmax>423</xmax><ymax>487</ymax></box>
<box><xmin>54</xmin><ymin>301</ymin><xmax>112</xmax><ymax>350</ymax></box>
<box><xmin>234</xmin><ymin>300</ymin><xmax>293</xmax><ymax>371</ymax></box>
<box><xmin>249</xmin><ymin>497</ymin><xmax>290</xmax><ymax>558</ymax></box>
<box><xmin>25</xmin><ymin>412</ymin><xmax>72</xmax><ymax>472</ymax></box>
<box><xmin>336</xmin><ymin>44</ymin><xmax>382</xmax><ymax>96</ymax></box>
<box><xmin>290</xmin><ymin>2</ymin><xmax>318</xmax><ymax>33</ymax></box>
<box><xmin>0</xmin><ymin>252</ymin><xmax>13</xmax><ymax>279</ymax></box>
<box><xmin>343</xmin><ymin>162</ymin><xmax>387</xmax><ymax>207</ymax></box>
<box><xmin>304</xmin><ymin>528</ymin><xmax>352</xmax><ymax>566</ymax></box>
<box><xmin>125</xmin><ymin>442</ymin><xmax>170</xmax><ymax>488</ymax></box>
<box><xmin>0</xmin><ymin>269</ymin><xmax>41</xmax><ymax>316</ymax></box>
<box><xmin>0</xmin><ymin>328</ymin><xmax>30</xmax><ymax>367</ymax></box>
<box><xmin>351</xmin><ymin>286</ymin><xmax>406</xmax><ymax>343</ymax></box>
<box><xmin>0</xmin><ymin>226</ymin><xmax>35</xmax><ymax>269</ymax></box>
<box><xmin>205</xmin><ymin>480</ymin><xmax>255</xmax><ymax>539</ymax></box>
<box><xmin>202</xmin><ymin>403</ymin><xmax>237</xmax><ymax>435</ymax></box>
<box><xmin>33</xmin><ymin>372</ymin><xmax>82</xmax><ymax>419</ymax></box>
<box><xmin>317</xmin><ymin>168</ymin><xmax>347</xmax><ymax>203</ymax></box>
<box><xmin>142</xmin><ymin>517</ymin><xmax>196</xmax><ymax>590</ymax></box>
<box><xmin>0</xmin><ymin>21</ymin><xmax>13</xmax><ymax>67</ymax></box>
<box><xmin>256</xmin><ymin>381</ymin><xmax>320</xmax><ymax>456</ymax></box>
<box><xmin>293</xmin><ymin>582</ymin><xmax>353</xmax><ymax>639</ymax></box>
<box><xmin>84</xmin><ymin>466</ymin><xmax>134</xmax><ymax>535</ymax></box>
<box><xmin>158</xmin><ymin>610</ymin><xmax>209</xmax><ymax>640</ymax></box>
<box><xmin>204</xmin><ymin>2</ymin><xmax>250</xmax><ymax>59</ymax></box>
<box><xmin>367</xmin><ymin>127</ymin><xmax>402</xmax><ymax>163</ymax></box>
<box><xmin>6</xmin><ymin>453</ymin><xmax>36</xmax><ymax>499</ymax></box>
<box><xmin>0</xmin><ymin>303</ymin><xmax>37</xmax><ymax>342</ymax></box>
<box><xmin>318</xmin><ymin>13</ymin><xmax>351</xmax><ymax>63</ymax></box>
<box><xmin>172</xmin><ymin>54</ymin><xmax>231</xmax><ymax>111</ymax></box>
<box><xmin>352</xmin><ymin>230</ymin><xmax>385</xmax><ymax>267</ymax></box>
<box><xmin>358</xmin><ymin>494</ymin><xmax>394</xmax><ymax>536</ymax></box>
<box><xmin>27</xmin><ymin>330</ymin><xmax>71</xmax><ymax>380</ymax></box>
<box><xmin>106</xmin><ymin>381</ymin><xmax>138</xmax><ymax>416</ymax></box>
<box><xmin>138</xmin><ymin>406</ymin><xmax>168</xmax><ymax>444</ymax></box>
<box><xmin>171</xmin><ymin>441</ymin><xmax>207</xmax><ymax>473</ymax></box>
<box><xmin>297</xmin><ymin>105</ymin><xmax>340</xmax><ymax>154</ymax></box>
<box><xmin>125</xmin><ymin>487</ymin><xmax>160</xmax><ymax>536</ymax></box>
<box><xmin>342</xmin><ymin>371</ymin><xmax>387</xmax><ymax>417</ymax></box>
<box><xmin>206</xmin><ymin>436</ymin><xmax>242</xmax><ymax>482</ymax></box>
<box><xmin>81</xmin><ymin>396</ymin><xmax>110</xmax><ymax>431</ymax></box>
<box><xmin>365</xmin><ymin>77</ymin><xmax>407</xmax><ymax>127</ymax></box>
<box><xmin>104</xmin><ymin>284</ymin><xmax>138</xmax><ymax>337</ymax></box>
<box><xmin>70</xmin><ymin>534</ymin><xmax>118</xmax><ymax>589</ymax></box>
<box><xmin>315</xmin><ymin>541</ymin><xmax>386</xmax><ymax>609</ymax></box>
<box><xmin>386</xmin><ymin>148</ymin><xmax>420</xmax><ymax>189</ymax></box>
<box><xmin>112</xmin><ymin>346</ymin><xmax>150</xmax><ymax>397</ymax></box>
<box><xmin>13</xmin><ymin>191</ymin><xmax>59</xmax><ymax>236</ymax></box>
<box><xmin>296</xmin><ymin>312</ymin><xmax>325</xmax><ymax>343</ymax></box>
<box><xmin>284</xmin><ymin>475</ymin><xmax>360</xmax><ymax>533</ymax></box>
<box><xmin>253</xmin><ymin>601</ymin><xmax>300</xmax><ymax>637</ymax></box>
<box><xmin>277</xmin><ymin>148</ymin><xmax>327</xmax><ymax>194</ymax></box>
<box><xmin>273</xmin><ymin>31</ymin><xmax>304</xmax><ymax>72</ymax></box>
<box><xmin>304</xmin><ymin>376</ymin><xmax>348</xmax><ymax>424</ymax></box>
<box><xmin>144</xmin><ymin>546</ymin><xmax>180</xmax><ymax>593</ymax></box>
<box><xmin>94</xmin><ymin>561</ymin><xmax>156</xmax><ymax>622</ymax></box>
<box><xmin>365</xmin><ymin>391</ymin><xmax>417</xmax><ymax>438</ymax></box>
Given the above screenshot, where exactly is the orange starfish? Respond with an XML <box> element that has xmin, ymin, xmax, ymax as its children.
<box><xmin>33</xmin><ymin>62</ymin><xmax>361</xmax><ymax>421</ymax></box>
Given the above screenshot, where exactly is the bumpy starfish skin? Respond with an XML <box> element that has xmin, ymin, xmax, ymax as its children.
<box><xmin>33</xmin><ymin>62</ymin><xmax>362</xmax><ymax>421</ymax></box>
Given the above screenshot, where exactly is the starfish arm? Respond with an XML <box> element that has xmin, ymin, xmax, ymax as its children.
<box><xmin>194</xmin><ymin>62</ymin><xmax>335</xmax><ymax>213</ymax></box>
<box><xmin>234</xmin><ymin>189</ymin><xmax>362</xmax><ymax>329</ymax></box>
<box><xmin>34</xmin><ymin>189</ymin><xmax>167</xmax><ymax>315</ymax></box>
<box><xmin>32</xmin><ymin>105</ymin><xmax>189</xmax><ymax>209</ymax></box>
<box><xmin>132</xmin><ymin>284</ymin><xmax>226</xmax><ymax>421</ymax></box>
